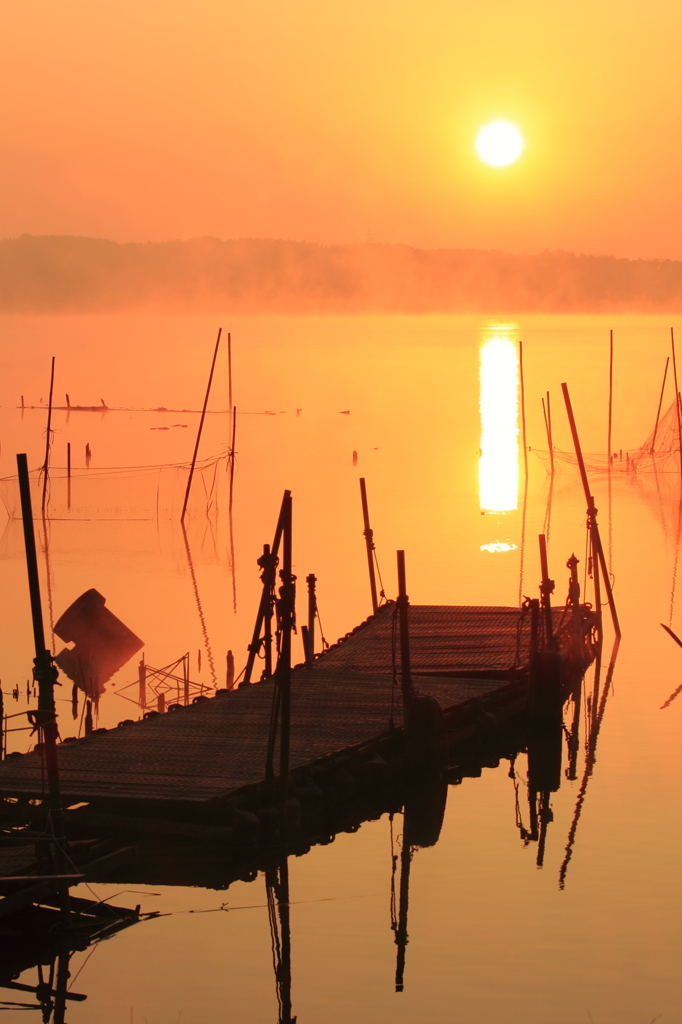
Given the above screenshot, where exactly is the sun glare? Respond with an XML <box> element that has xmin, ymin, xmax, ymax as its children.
<box><xmin>479</xmin><ymin>337</ymin><xmax>519</xmax><ymax>513</ymax></box>
<box><xmin>475</xmin><ymin>121</ymin><xmax>524</xmax><ymax>167</ymax></box>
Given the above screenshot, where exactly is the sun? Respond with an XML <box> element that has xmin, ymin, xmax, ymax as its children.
<box><xmin>475</xmin><ymin>121</ymin><xmax>524</xmax><ymax>167</ymax></box>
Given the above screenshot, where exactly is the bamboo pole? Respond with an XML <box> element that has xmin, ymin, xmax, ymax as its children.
<box><xmin>66</xmin><ymin>442</ymin><xmax>71</xmax><ymax>511</ymax></box>
<box><xmin>671</xmin><ymin>328</ymin><xmax>682</xmax><ymax>480</ymax></box>
<box><xmin>560</xmin><ymin>384</ymin><xmax>621</xmax><ymax>639</ymax></box>
<box><xmin>651</xmin><ymin>357</ymin><xmax>670</xmax><ymax>454</ymax></box>
<box><xmin>181</xmin><ymin>328</ymin><xmax>222</xmax><ymax>523</ymax></box>
<box><xmin>359</xmin><ymin>478</ymin><xmax>379</xmax><ymax>613</ymax></box>
<box><xmin>607</xmin><ymin>329</ymin><xmax>613</xmax><ymax>463</ymax></box>
<box><xmin>518</xmin><ymin>341</ymin><xmax>529</xmax><ymax>605</ymax></box>
<box><xmin>228</xmin><ymin>332</ymin><xmax>233</xmax><ymax>413</ymax></box>
<box><xmin>41</xmin><ymin>357</ymin><xmax>55</xmax><ymax>514</ymax></box>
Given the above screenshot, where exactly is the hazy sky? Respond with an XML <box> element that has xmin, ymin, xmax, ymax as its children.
<box><xmin>2</xmin><ymin>0</ymin><xmax>680</xmax><ymax>257</ymax></box>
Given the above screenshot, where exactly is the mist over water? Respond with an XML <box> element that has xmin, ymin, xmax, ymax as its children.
<box><xmin>1</xmin><ymin>313</ymin><xmax>681</xmax><ymax>1023</ymax></box>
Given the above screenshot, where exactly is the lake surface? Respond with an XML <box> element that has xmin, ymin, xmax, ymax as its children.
<box><xmin>0</xmin><ymin>313</ymin><xmax>681</xmax><ymax>1023</ymax></box>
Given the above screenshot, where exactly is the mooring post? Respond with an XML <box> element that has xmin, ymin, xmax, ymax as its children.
<box><xmin>305</xmin><ymin>573</ymin><xmax>317</xmax><ymax>668</ymax></box>
<box><xmin>279</xmin><ymin>493</ymin><xmax>294</xmax><ymax>824</ymax></box>
<box><xmin>359</xmin><ymin>478</ymin><xmax>379</xmax><ymax>613</ymax></box>
<box><xmin>651</xmin><ymin>357</ymin><xmax>670</xmax><ymax>454</ymax></box>
<box><xmin>396</xmin><ymin>551</ymin><xmax>414</xmax><ymax>710</ymax></box>
<box><xmin>538</xmin><ymin>534</ymin><xmax>555</xmax><ymax>651</ymax></box>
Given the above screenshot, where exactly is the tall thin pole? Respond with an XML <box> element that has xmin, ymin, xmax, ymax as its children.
<box><xmin>396</xmin><ymin>550</ymin><xmax>413</xmax><ymax>710</ymax></box>
<box><xmin>66</xmin><ymin>442</ymin><xmax>71</xmax><ymax>511</ymax></box>
<box><xmin>540</xmin><ymin>391</ymin><xmax>552</xmax><ymax>475</ymax></box>
<box><xmin>228</xmin><ymin>332</ymin><xmax>233</xmax><ymax>413</ymax></box>
<box><xmin>561</xmin><ymin>384</ymin><xmax>621</xmax><ymax>639</ymax></box>
<box><xmin>16</xmin><ymin>454</ymin><xmax>66</xmax><ymax>845</ymax></box>
<box><xmin>181</xmin><ymin>328</ymin><xmax>222</xmax><ymax>523</ymax></box>
<box><xmin>671</xmin><ymin>328</ymin><xmax>682</xmax><ymax>480</ymax></box>
<box><xmin>359</xmin><ymin>478</ymin><xmax>379</xmax><ymax>613</ymax></box>
<box><xmin>607</xmin><ymin>330</ymin><xmax>614</xmax><ymax>463</ymax></box>
<box><xmin>279</xmin><ymin>493</ymin><xmax>294</xmax><ymax>823</ymax></box>
<box><xmin>651</xmin><ymin>357</ymin><xmax>670</xmax><ymax>454</ymax></box>
<box><xmin>229</xmin><ymin>405</ymin><xmax>237</xmax><ymax>514</ymax></box>
<box><xmin>41</xmin><ymin>357</ymin><xmax>55</xmax><ymax>514</ymax></box>
<box><xmin>518</xmin><ymin>341</ymin><xmax>529</xmax><ymax>605</ymax></box>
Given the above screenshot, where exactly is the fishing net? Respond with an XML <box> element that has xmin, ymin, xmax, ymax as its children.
<box><xmin>0</xmin><ymin>452</ymin><xmax>230</xmax><ymax>522</ymax></box>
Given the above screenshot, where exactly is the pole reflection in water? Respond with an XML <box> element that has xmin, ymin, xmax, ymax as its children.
<box><xmin>266</xmin><ymin>857</ymin><xmax>296</xmax><ymax>1024</ymax></box>
<box><xmin>479</xmin><ymin>333</ymin><xmax>519</xmax><ymax>514</ymax></box>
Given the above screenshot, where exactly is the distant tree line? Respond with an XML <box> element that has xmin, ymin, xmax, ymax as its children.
<box><xmin>1</xmin><ymin>234</ymin><xmax>682</xmax><ymax>313</ymax></box>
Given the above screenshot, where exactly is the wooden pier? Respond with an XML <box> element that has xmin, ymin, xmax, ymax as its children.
<box><xmin>0</xmin><ymin>600</ymin><xmax>596</xmax><ymax>835</ymax></box>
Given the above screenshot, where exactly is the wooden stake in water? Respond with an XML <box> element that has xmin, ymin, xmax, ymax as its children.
<box><xmin>66</xmin><ymin>442</ymin><xmax>71</xmax><ymax>511</ymax></box>
<box><xmin>560</xmin><ymin>384</ymin><xmax>621</xmax><ymax>639</ymax></box>
<box><xmin>651</xmin><ymin>357</ymin><xmax>670</xmax><ymax>454</ymax></box>
<box><xmin>41</xmin><ymin>357</ymin><xmax>55</xmax><ymax>514</ymax></box>
<box><xmin>228</xmin><ymin>332</ymin><xmax>233</xmax><ymax>412</ymax></box>
<box><xmin>607</xmin><ymin>329</ymin><xmax>614</xmax><ymax>463</ymax></box>
<box><xmin>181</xmin><ymin>328</ymin><xmax>222</xmax><ymax>523</ymax></box>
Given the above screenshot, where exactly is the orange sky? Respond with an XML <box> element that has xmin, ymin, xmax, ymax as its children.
<box><xmin>1</xmin><ymin>0</ymin><xmax>681</xmax><ymax>258</ymax></box>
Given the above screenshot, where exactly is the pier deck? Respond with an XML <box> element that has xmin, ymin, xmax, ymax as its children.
<box><xmin>0</xmin><ymin>603</ymin><xmax>592</xmax><ymax>810</ymax></box>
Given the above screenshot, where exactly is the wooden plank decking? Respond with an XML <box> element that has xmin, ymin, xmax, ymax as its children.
<box><xmin>0</xmin><ymin>603</ymin><xmax>581</xmax><ymax>808</ymax></box>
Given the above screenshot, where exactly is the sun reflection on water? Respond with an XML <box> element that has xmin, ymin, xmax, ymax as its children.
<box><xmin>479</xmin><ymin>335</ymin><xmax>519</xmax><ymax>513</ymax></box>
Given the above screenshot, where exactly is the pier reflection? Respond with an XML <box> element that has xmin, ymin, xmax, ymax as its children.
<box><xmin>0</xmin><ymin>643</ymin><xmax>615</xmax><ymax>1019</ymax></box>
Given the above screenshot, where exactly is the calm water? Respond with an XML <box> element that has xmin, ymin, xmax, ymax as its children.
<box><xmin>1</xmin><ymin>313</ymin><xmax>681</xmax><ymax>1023</ymax></box>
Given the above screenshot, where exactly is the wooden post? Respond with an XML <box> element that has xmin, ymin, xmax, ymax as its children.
<box><xmin>560</xmin><ymin>384</ymin><xmax>621</xmax><ymax>639</ymax></box>
<box><xmin>278</xmin><ymin>493</ymin><xmax>294</xmax><ymax>822</ymax></box>
<box><xmin>359</xmin><ymin>478</ymin><xmax>379</xmax><ymax>613</ymax></box>
<box><xmin>184</xmin><ymin>654</ymin><xmax>189</xmax><ymax>705</ymax></box>
<box><xmin>306</xmin><ymin>573</ymin><xmax>316</xmax><ymax>668</ymax></box>
<box><xmin>396</xmin><ymin>550</ymin><xmax>413</xmax><ymax>710</ymax></box>
<box><xmin>0</xmin><ymin>685</ymin><xmax>3</xmax><ymax>760</ymax></box>
<box><xmin>671</xmin><ymin>329</ymin><xmax>682</xmax><ymax>480</ymax></box>
<box><xmin>651</xmin><ymin>357</ymin><xmax>670</xmax><ymax>454</ymax></box>
<box><xmin>66</xmin><ymin>442</ymin><xmax>71</xmax><ymax>511</ymax></box>
<box><xmin>41</xmin><ymin>357</ymin><xmax>55</xmax><ymax>514</ymax></box>
<box><xmin>181</xmin><ymin>328</ymin><xmax>222</xmax><ymax>523</ymax></box>
<box><xmin>226</xmin><ymin>649</ymin><xmax>235</xmax><ymax>689</ymax></box>
<box><xmin>538</xmin><ymin>534</ymin><xmax>555</xmax><ymax>650</ymax></box>
<box><xmin>607</xmin><ymin>329</ymin><xmax>614</xmax><ymax>463</ymax></box>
